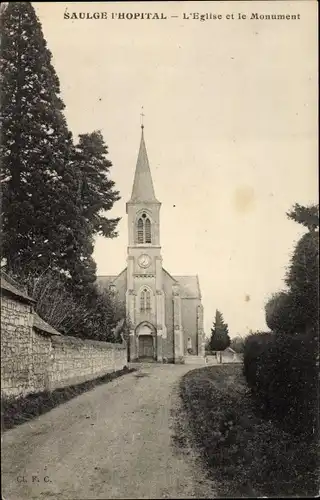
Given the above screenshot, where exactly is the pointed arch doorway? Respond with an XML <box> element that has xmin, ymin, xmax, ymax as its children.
<box><xmin>136</xmin><ymin>322</ymin><xmax>156</xmax><ymax>361</ymax></box>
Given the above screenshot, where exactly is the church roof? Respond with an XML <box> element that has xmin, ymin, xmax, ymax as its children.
<box><xmin>128</xmin><ymin>127</ymin><xmax>160</xmax><ymax>204</ymax></box>
<box><xmin>96</xmin><ymin>272</ymin><xmax>201</xmax><ymax>299</ymax></box>
<box><xmin>173</xmin><ymin>275</ymin><xmax>202</xmax><ymax>299</ymax></box>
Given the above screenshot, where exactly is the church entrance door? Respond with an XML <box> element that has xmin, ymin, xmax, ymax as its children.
<box><xmin>136</xmin><ymin>322</ymin><xmax>156</xmax><ymax>361</ymax></box>
<box><xmin>139</xmin><ymin>335</ymin><xmax>154</xmax><ymax>360</ymax></box>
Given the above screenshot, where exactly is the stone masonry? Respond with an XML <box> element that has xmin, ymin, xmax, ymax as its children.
<box><xmin>1</xmin><ymin>276</ymin><xmax>127</xmax><ymax>398</ymax></box>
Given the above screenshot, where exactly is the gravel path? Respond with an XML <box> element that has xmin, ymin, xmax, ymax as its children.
<box><xmin>2</xmin><ymin>363</ymin><xmax>216</xmax><ymax>499</ymax></box>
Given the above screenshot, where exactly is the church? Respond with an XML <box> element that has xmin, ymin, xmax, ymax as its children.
<box><xmin>97</xmin><ymin>125</ymin><xmax>205</xmax><ymax>363</ymax></box>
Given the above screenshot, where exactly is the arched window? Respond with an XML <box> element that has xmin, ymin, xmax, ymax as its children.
<box><xmin>140</xmin><ymin>290</ymin><xmax>145</xmax><ymax>311</ymax></box>
<box><xmin>136</xmin><ymin>213</ymin><xmax>152</xmax><ymax>244</ymax></box>
<box><xmin>137</xmin><ymin>218</ymin><xmax>144</xmax><ymax>243</ymax></box>
<box><xmin>146</xmin><ymin>290</ymin><xmax>151</xmax><ymax>310</ymax></box>
<box><xmin>140</xmin><ymin>288</ymin><xmax>152</xmax><ymax>312</ymax></box>
<box><xmin>145</xmin><ymin>217</ymin><xmax>151</xmax><ymax>243</ymax></box>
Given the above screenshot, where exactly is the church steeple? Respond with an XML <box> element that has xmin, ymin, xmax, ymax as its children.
<box><xmin>128</xmin><ymin>126</ymin><xmax>160</xmax><ymax>204</ymax></box>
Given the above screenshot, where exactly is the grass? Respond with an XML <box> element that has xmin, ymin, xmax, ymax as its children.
<box><xmin>180</xmin><ymin>365</ymin><xmax>319</xmax><ymax>498</ymax></box>
<box><xmin>1</xmin><ymin>366</ymin><xmax>135</xmax><ymax>432</ymax></box>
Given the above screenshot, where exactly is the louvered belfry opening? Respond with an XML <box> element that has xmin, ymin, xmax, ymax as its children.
<box><xmin>136</xmin><ymin>213</ymin><xmax>152</xmax><ymax>244</ymax></box>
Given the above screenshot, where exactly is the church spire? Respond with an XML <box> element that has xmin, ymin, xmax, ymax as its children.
<box><xmin>129</xmin><ymin>124</ymin><xmax>159</xmax><ymax>203</ymax></box>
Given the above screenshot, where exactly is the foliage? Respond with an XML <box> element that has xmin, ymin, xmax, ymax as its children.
<box><xmin>180</xmin><ymin>365</ymin><xmax>318</xmax><ymax>497</ymax></box>
<box><xmin>243</xmin><ymin>202</ymin><xmax>319</xmax><ymax>450</ymax></box>
<box><xmin>285</xmin><ymin>231</ymin><xmax>319</xmax><ymax>333</ymax></box>
<box><xmin>0</xmin><ymin>3</ymin><xmax>122</xmax><ymax>340</ymax></box>
<box><xmin>243</xmin><ymin>330</ymin><xmax>318</xmax><ymax>437</ymax></box>
<box><xmin>74</xmin><ymin>131</ymin><xmax>120</xmax><ymax>238</ymax></box>
<box><xmin>70</xmin><ymin>131</ymin><xmax>121</xmax><ymax>290</ymax></box>
<box><xmin>209</xmin><ymin>309</ymin><xmax>231</xmax><ymax>352</ymax></box>
<box><xmin>0</xmin><ymin>2</ymin><xmax>78</xmax><ymax>274</ymax></box>
<box><xmin>264</xmin><ymin>203</ymin><xmax>319</xmax><ymax>336</ymax></box>
<box><xmin>6</xmin><ymin>268</ymin><xmax>126</xmax><ymax>341</ymax></box>
<box><xmin>242</xmin><ymin>331</ymin><xmax>274</xmax><ymax>396</ymax></box>
<box><xmin>0</xmin><ymin>3</ymin><xmax>120</xmax><ymax>299</ymax></box>
<box><xmin>230</xmin><ymin>335</ymin><xmax>245</xmax><ymax>353</ymax></box>
<box><xmin>265</xmin><ymin>291</ymin><xmax>297</xmax><ymax>334</ymax></box>
<box><xmin>76</xmin><ymin>284</ymin><xmax>126</xmax><ymax>342</ymax></box>
<box><xmin>24</xmin><ymin>271</ymin><xmax>88</xmax><ymax>335</ymax></box>
<box><xmin>286</xmin><ymin>203</ymin><xmax>319</xmax><ymax>232</ymax></box>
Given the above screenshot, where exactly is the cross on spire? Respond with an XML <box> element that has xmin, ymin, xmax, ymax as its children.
<box><xmin>140</xmin><ymin>106</ymin><xmax>145</xmax><ymax>129</ymax></box>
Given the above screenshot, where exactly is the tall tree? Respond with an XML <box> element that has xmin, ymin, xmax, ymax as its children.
<box><xmin>0</xmin><ymin>3</ymin><xmax>125</xmax><ymax>343</ymax></box>
<box><xmin>74</xmin><ymin>131</ymin><xmax>120</xmax><ymax>239</ymax></box>
<box><xmin>0</xmin><ymin>2</ymin><xmax>79</xmax><ymax>275</ymax></box>
<box><xmin>265</xmin><ymin>203</ymin><xmax>319</xmax><ymax>336</ymax></box>
<box><xmin>209</xmin><ymin>309</ymin><xmax>231</xmax><ymax>361</ymax></box>
<box><xmin>285</xmin><ymin>231</ymin><xmax>319</xmax><ymax>334</ymax></box>
<box><xmin>70</xmin><ymin>131</ymin><xmax>121</xmax><ymax>292</ymax></box>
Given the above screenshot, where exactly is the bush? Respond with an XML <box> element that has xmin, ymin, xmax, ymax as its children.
<box><xmin>243</xmin><ymin>332</ymin><xmax>274</xmax><ymax>394</ymax></box>
<box><xmin>285</xmin><ymin>231</ymin><xmax>319</xmax><ymax>334</ymax></box>
<box><xmin>243</xmin><ymin>331</ymin><xmax>318</xmax><ymax>437</ymax></box>
<box><xmin>4</xmin><ymin>269</ymin><xmax>126</xmax><ymax>342</ymax></box>
<box><xmin>265</xmin><ymin>291</ymin><xmax>298</xmax><ymax>334</ymax></box>
<box><xmin>230</xmin><ymin>335</ymin><xmax>245</xmax><ymax>354</ymax></box>
<box><xmin>180</xmin><ymin>366</ymin><xmax>319</xmax><ymax>497</ymax></box>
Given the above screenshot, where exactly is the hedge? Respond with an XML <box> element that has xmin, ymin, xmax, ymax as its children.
<box><xmin>243</xmin><ymin>331</ymin><xmax>318</xmax><ymax>437</ymax></box>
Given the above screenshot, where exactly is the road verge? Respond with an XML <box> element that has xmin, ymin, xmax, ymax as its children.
<box><xmin>1</xmin><ymin>366</ymin><xmax>136</xmax><ymax>432</ymax></box>
<box><xmin>180</xmin><ymin>365</ymin><xmax>318</xmax><ymax>497</ymax></box>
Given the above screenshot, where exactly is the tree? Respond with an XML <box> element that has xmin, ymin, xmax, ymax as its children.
<box><xmin>0</xmin><ymin>3</ymin><xmax>125</xmax><ymax>343</ymax></box>
<box><xmin>74</xmin><ymin>131</ymin><xmax>120</xmax><ymax>240</ymax></box>
<box><xmin>285</xmin><ymin>231</ymin><xmax>319</xmax><ymax>334</ymax></box>
<box><xmin>70</xmin><ymin>131</ymin><xmax>121</xmax><ymax>293</ymax></box>
<box><xmin>0</xmin><ymin>2</ymin><xmax>79</xmax><ymax>275</ymax></box>
<box><xmin>230</xmin><ymin>335</ymin><xmax>245</xmax><ymax>354</ymax></box>
<box><xmin>75</xmin><ymin>285</ymin><xmax>126</xmax><ymax>341</ymax></box>
<box><xmin>0</xmin><ymin>4</ymin><xmax>121</xmax><ymax>296</ymax></box>
<box><xmin>209</xmin><ymin>309</ymin><xmax>231</xmax><ymax>362</ymax></box>
<box><xmin>204</xmin><ymin>336</ymin><xmax>211</xmax><ymax>352</ymax></box>
<box><xmin>265</xmin><ymin>291</ymin><xmax>297</xmax><ymax>334</ymax></box>
<box><xmin>286</xmin><ymin>203</ymin><xmax>319</xmax><ymax>232</ymax></box>
<box><xmin>5</xmin><ymin>265</ymin><xmax>127</xmax><ymax>342</ymax></box>
<box><xmin>265</xmin><ymin>203</ymin><xmax>319</xmax><ymax>336</ymax></box>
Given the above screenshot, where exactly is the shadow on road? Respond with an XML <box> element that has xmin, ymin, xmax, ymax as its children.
<box><xmin>134</xmin><ymin>372</ymin><xmax>150</xmax><ymax>378</ymax></box>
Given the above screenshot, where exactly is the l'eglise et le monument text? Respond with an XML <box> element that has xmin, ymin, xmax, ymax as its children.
<box><xmin>97</xmin><ymin>126</ymin><xmax>205</xmax><ymax>363</ymax></box>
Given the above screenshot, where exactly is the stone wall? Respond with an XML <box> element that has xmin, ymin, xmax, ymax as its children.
<box><xmin>1</xmin><ymin>295</ymin><xmax>34</xmax><ymax>397</ymax></box>
<box><xmin>1</xmin><ymin>289</ymin><xmax>127</xmax><ymax>398</ymax></box>
<box><xmin>50</xmin><ymin>335</ymin><xmax>127</xmax><ymax>389</ymax></box>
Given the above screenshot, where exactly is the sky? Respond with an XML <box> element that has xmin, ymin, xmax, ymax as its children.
<box><xmin>34</xmin><ymin>2</ymin><xmax>318</xmax><ymax>337</ymax></box>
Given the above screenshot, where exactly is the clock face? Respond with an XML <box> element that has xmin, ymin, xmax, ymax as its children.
<box><xmin>138</xmin><ymin>254</ymin><xmax>151</xmax><ymax>269</ymax></box>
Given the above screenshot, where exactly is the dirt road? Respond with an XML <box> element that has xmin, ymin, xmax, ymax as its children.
<box><xmin>2</xmin><ymin>363</ymin><xmax>216</xmax><ymax>499</ymax></box>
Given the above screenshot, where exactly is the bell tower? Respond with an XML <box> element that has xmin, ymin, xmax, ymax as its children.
<box><xmin>125</xmin><ymin>123</ymin><xmax>166</xmax><ymax>361</ymax></box>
